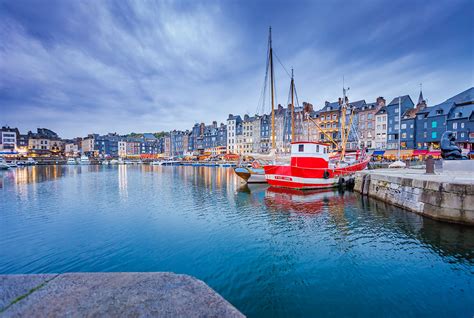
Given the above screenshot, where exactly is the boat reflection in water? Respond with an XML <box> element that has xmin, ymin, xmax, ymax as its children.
<box><xmin>264</xmin><ymin>186</ymin><xmax>353</xmax><ymax>215</ymax></box>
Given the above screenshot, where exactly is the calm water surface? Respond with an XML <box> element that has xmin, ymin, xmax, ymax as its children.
<box><xmin>1</xmin><ymin>165</ymin><xmax>473</xmax><ymax>317</ymax></box>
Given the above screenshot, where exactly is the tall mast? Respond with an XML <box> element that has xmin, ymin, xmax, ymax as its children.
<box><xmin>269</xmin><ymin>27</ymin><xmax>276</xmax><ymax>150</ymax></box>
<box><xmin>291</xmin><ymin>69</ymin><xmax>295</xmax><ymax>143</ymax></box>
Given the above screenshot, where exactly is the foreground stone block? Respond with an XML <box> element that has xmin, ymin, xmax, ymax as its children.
<box><xmin>0</xmin><ymin>272</ymin><xmax>244</xmax><ymax>317</ymax></box>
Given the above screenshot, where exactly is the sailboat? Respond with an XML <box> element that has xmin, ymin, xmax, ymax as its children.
<box><xmin>263</xmin><ymin>88</ymin><xmax>371</xmax><ymax>189</ymax></box>
<box><xmin>234</xmin><ymin>27</ymin><xmax>294</xmax><ymax>183</ymax></box>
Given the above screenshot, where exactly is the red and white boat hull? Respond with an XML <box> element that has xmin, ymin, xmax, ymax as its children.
<box><xmin>264</xmin><ymin>157</ymin><xmax>370</xmax><ymax>190</ymax></box>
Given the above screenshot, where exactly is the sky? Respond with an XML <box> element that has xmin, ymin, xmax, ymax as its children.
<box><xmin>0</xmin><ymin>0</ymin><xmax>473</xmax><ymax>138</ymax></box>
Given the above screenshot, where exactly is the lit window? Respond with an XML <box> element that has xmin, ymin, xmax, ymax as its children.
<box><xmin>432</xmin><ymin>121</ymin><xmax>437</xmax><ymax>128</ymax></box>
<box><xmin>432</xmin><ymin>132</ymin><xmax>437</xmax><ymax>139</ymax></box>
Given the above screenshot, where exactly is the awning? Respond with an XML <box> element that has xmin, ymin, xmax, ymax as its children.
<box><xmin>373</xmin><ymin>150</ymin><xmax>385</xmax><ymax>156</ymax></box>
<box><xmin>413</xmin><ymin>150</ymin><xmax>428</xmax><ymax>156</ymax></box>
<box><xmin>426</xmin><ymin>150</ymin><xmax>441</xmax><ymax>157</ymax></box>
<box><xmin>399</xmin><ymin>150</ymin><xmax>413</xmax><ymax>157</ymax></box>
<box><xmin>383</xmin><ymin>150</ymin><xmax>398</xmax><ymax>157</ymax></box>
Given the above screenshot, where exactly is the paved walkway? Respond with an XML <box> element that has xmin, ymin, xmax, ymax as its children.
<box><xmin>0</xmin><ymin>272</ymin><xmax>244</xmax><ymax>317</ymax></box>
<box><xmin>365</xmin><ymin>168</ymin><xmax>474</xmax><ymax>185</ymax></box>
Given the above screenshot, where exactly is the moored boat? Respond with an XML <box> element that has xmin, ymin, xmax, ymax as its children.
<box><xmin>264</xmin><ymin>142</ymin><xmax>370</xmax><ymax>189</ymax></box>
<box><xmin>79</xmin><ymin>155</ymin><xmax>90</xmax><ymax>165</ymax></box>
<box><xmin>0</xmin><ymin>158</ymin><xmax>10</xmax><ymax>170</ymax></box>
<box><xmin>67</xmin><ymin>158</ymin><xmax>77</xmax><ymax>165</ymax></box>
<box><xmin>234</xmin><ymin>166</ymin><xmax>267</xmax><ymax>183</ymax></box>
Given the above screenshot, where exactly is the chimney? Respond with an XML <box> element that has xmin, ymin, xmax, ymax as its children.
<box><xmin>376</xmin><ymin>97</ymin><xmax>386</xmax><ymax>107</ymax></box>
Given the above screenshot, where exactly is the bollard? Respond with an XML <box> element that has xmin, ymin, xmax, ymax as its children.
<box><xmin>425</xmin><ymin>155</ymin><xmax>435</xmax><ymax>174</ymax></box>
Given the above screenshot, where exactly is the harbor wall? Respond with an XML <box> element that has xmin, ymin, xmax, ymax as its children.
<box><xmin>354</xmin><ymin>170</ymin><xmax>474</xmax><ymax>225</ymax></box>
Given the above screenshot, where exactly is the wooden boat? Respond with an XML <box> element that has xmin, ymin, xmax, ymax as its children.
<box><xmin>264</xmin><ymin>141</ymin><xmax>370</xmax><ymax>189</ymax></box>
<box><xmin>234</xmin><ymin>166</ymin><xmax>267</xmax><ymax>183</ymax></box>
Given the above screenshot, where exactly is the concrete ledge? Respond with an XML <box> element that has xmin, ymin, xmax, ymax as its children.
<box><xmin>0</xmin><ymin>272</ymin><xmax>244</xmax><ymax>317</ymax></box>
<box><xmin>355</xmin><ymin>169</ymin><xmax>474</xmax><ymax>225</ymax></box>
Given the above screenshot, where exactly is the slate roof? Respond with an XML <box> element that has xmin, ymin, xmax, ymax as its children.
<box><xmin>444</xmin><ymin>87</ymin><xmax>474</xmax><ymax>105</ymax></box>
<box><xmin>320</xmin><ymin>101</ymin><xmax>341</xmax><ymax>112</ymax></box>
<box><xmin>375</xmin><ymin>106</ymin><xmax>387</xmax><ymax>115</ymax></box>
<box><xmin>349</xmin><ymin>99</ymin><xmax>366</xmax><ymax>110</ymax></box>
<box><xmin>143</xmin><ymin>133</ymin><xmax>157</xmax><ymax>140</ymax></box>
<box><xmin>387</xmin><ymin>95</ymin><xmax>414</xmax><ymax>107</ymax></box>
<box><xmin>447</xmin><ymin>103</ymin><xmax>474</xmax><ymax>120</ymax></box>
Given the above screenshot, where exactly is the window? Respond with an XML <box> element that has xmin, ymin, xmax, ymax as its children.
<box><xmin>432</xmin><ymin>121</ymin><xmax>437</xmax><ymax>128</ymax></box>
<box><xmin>402</xmin><ymin>133</ymin><xmax>407</xmax><ymax>138</ymax></box>
<box><xmin>395</xmin><ymin>108</ymin><xmax>399</xmax><ymax>113</ymax></box>
<box><xmin>401</xmin><ymin>124</ymin><xmax>406</xmax><ymax>129</ymax></box>
<box><xmin>360</xmin><ymin>115</ymin><xmax>365</xmax><ymax>121</ymax></box>
<box><xmin>423</xmin><ymin>122</ymin><xmax>427</xmax><ymax>129</ymax></box>
<box><xmin>321</xmin><ymin>115</ymin><xmax>325</xmax><ymax>121</ymax></box>
<box><xmin>453</xmin><ymin>122</ymin><xmax>458</xmax><ymax>129</ymax></box>
<box><xmin>368</xmin><ymin>123</ymin><xmax>372</xmax><ymax>129</ymax></box>
<box><xmin>332</xmin><ymin>114</ymin><xmax>337</xmax><ymax>120</ymax></box>
<box><xmin>461</xmin><ymin>123</ymin><xmax>465</xmax><ymax>129</ymax></box>
<box><xmin>432</xmin><ymin>132</ymin><xmax>437</xmax><ymax>139</ymax></box>
<box><xmin>298</xmin><ymin>144</ymin><xmax>304</xmax><ymax>152</ymax></box>
<box><xmin>461</xmin><ymin>133</ymin><xmax>465</xmax><ymax>138</ymax></box>
<box><xmin>424</xmin><ymin>132</ymin><xmax>427</xmax><ymax>138</ymax></box>
<box><xmin>368</xmin><ymin>114</ymin><xmax>373</xmax><ymax>120</ymax></box>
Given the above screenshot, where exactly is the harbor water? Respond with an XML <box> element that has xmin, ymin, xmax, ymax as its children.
<box><xmin>1</xmin><ymin>165</ymin><xmax>473</xmax><ymax>317</ymax></box>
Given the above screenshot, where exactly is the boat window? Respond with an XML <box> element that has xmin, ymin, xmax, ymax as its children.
<box><xmin>298</xmin><ymin>144</ymin><xmax>304</xmax><ymax>152</ymax></box>
<box><xmin>316</xmin><ymin>145</ymin><xmax>319</xmax><ymax>152</ymax></box>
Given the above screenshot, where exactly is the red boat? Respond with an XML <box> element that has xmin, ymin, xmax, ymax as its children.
<box><xmin>264</xmin><ymin>141</ymin><xmax>370</xmax><ymax>189</ymax></box>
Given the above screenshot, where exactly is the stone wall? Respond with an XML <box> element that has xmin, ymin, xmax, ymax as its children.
<box><xmin>355</xmin><ymin>171</ymin><xmax>474</xmax><ymax>225</ymax></box>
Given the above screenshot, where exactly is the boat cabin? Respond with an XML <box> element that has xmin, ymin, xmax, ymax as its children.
<box><xmin>290</xmin><ymin>142</ymin><xmax>330</xmax><ymax>168</ymax></box>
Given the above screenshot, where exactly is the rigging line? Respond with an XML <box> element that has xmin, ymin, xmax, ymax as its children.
<box><xmin>273</xmin><ymin>51</ymin><xmax>291</xmax><ymax>79</ymax></box>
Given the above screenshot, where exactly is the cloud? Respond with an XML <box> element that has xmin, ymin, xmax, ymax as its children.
<box><xmin>0</xmin><ymin>0</ymin><xmax>472</xmax><ymax>138</ymax></box>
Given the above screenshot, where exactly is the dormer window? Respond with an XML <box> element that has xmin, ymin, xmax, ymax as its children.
<box><xmin>436</xmin><ymin>109</ymin><xmax>443</xmax><ymax>115</ymax></box>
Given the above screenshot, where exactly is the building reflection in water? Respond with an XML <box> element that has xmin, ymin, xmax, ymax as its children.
<box><xmin>118</xmin><ymin>164</ymin><xmax>128</xmax><ymax>199</ymax></box>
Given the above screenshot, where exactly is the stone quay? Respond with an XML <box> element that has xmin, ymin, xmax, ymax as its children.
<box><xmin>0</xmin><ymin>272</ymin><xmax>244</xmax><ymax>317</ymax></box>
<box><xmin>354</xmin><ymin>166</ymin><xmax>474</xmax><ymax>225</ymax></box>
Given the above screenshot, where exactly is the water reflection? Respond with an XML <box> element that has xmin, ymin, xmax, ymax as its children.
<box><xmin>1</xmin><ymin>165</ymin><xmax>473</xmax><ymax>317</ymax></box>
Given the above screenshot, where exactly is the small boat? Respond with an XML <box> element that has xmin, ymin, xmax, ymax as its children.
<box><xmin>102</xmin><ymin>160</ymin><xmax>110</xmax><ymax>165</ymax></box>
<box><xmin>67</xmin><ymin>158</ymin><xmax>77</xmax><ymax>165</ymax></box>
<box><xmin>151</xmin><ymin>161</ymin><xmax>161</xmax><ymax>166</ymax></box>
<box><xmin>264</xmin><ymin>142</ymin><xmax>370</xmax><ymax>189</ymax></box>
<box><xmin>26</xmin><ymin>158</ymin><xmax>37</xmax><ymax>165</ymax></box>
<box><xmin>110</xmin><ymin>159</ymin><xmax>119</xmax><ymax>165</ymax></box>
<box><xmin>161</xmin><ymin>160</ymin><xmax>180</xmax><ymax>166</ymax></box>
<box><xmin>16</xmin><ymin>160</ymin><xmax>26</xmax><ymax>166</ymax></box>
<box><xmin>79</xmin><ymin>155</ymin><xmax>90</xmax><ymax>165</ymax></box>
<box><xmin>0</xmin><ymin>158</ymin><xmax>10</xmax><ymax>170</ymax></box>
<box><xmin>234</xmin><ymin>165</ymin><xmax>267</xmax><ymax>183</ymax></box>
<box><xmin>6</xmin><ymin>160</ymin><xmax>18</xmax><ymax>168</ymax></box>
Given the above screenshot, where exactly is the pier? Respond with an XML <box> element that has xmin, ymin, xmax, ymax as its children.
<box><xmin>354</xmin><ymin>168</ymin><xmax>474</xmax><ymax>225</ymax></box>
<box><xmin>0</xmin><ymin>272</ymin><xmax>243</xmax><ymax>317</ymax></box>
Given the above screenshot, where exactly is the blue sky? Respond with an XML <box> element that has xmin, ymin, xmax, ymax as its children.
<box><xmin>0</xmin><ymin>0</ymin><xmax>473</xmax><ymax>138</ymax></box>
